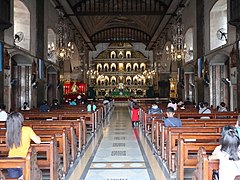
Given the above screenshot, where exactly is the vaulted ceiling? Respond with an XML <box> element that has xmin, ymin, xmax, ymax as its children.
<box><xmin>54</xmin><ymin>0</ymin><xmax>186</xmax><ymax>50</ymax></box>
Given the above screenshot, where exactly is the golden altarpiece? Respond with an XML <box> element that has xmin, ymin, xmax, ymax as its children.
<box><xmin>88</xmin><ymin>43</ymin><xmax>154</xmax><ymax>98</ymax></box>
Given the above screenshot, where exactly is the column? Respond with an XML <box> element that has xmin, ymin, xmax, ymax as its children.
<box><xmin>36</xmin><ymin>0</ymin><xmax>45</xmax><ymax>107</ymax></box>
<box><xmin>196</xmin><ymin>0</ymin><xmax>205</xmax><ymax>103</ymax></box>
<box><xmin>0</xmin><ymin>0</ymin><xmax>11</xmax><ymax>105</ymax></box>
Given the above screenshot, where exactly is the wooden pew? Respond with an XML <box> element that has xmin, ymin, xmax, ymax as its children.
<box><xmin>0</xmin><ymin>146</ymin><xmax>42</xmax><ymax>180</ymax></box>
<box><xmin>192</xmin><ymin>147</ymin><xmax>219</xmax><ymax>180</ymax></box>
<box><xmin>166</xmin><ymin>128</ymin><xmax>221</xmax><ymax>174</ymax></box>
<box><xmin>32</xmin><ymin>136</ymin><xmax>60</xmax><ymax>180</ymax></box>
<box><xmin>176</xmin><ymin>137</ymin><xmax>219</xmax><ymax>180</ymax></box>
<box><xmin>33</xmin><ymin>129</ymin><xmax>71</xmax><ymax>177</ymax></box>
<box><xmin>23</xmin><ymin>119</ymin><xmax>86</xmax><ymax>152</ymax></box>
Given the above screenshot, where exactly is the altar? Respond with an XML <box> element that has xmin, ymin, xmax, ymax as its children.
<box><xmin>63</xmin><ymin>81</ymin><xmax>86</xmax><ymax>99</ymax></box>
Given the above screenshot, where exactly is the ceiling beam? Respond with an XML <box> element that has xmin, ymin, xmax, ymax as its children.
<box><xmin>146</xmin><ymin>0</ymin><xmax>186</xmax><ymax>50</ymax></box>
<box><xmin>56</xmin><ymin>0</ymin><xmax>95</xmax><ymax>50</ymax></box>
<box><xmin>72</xmin><ymin>0</ymin><xmax>168</xmax><ymax>16</ymax></box>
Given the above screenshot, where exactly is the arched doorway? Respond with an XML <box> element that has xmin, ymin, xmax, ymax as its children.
<box><xmin>11</xmin><ymin>54</ymin><xmax>32</xmax><ymax>111</ymax></box>
<box><xmin>184</xmin><ymin>64</ymin><xmax>195</xmax><ymax>102</ymax></box>
<box><xmin>209</xmin><ymin>54</ymin><xmax>229</xmax><ymax>108</ymax></box>
<box><xmin>47</xmin><ymin>66</ymin><xmax>58</xmax><ymax>104</ymax></box>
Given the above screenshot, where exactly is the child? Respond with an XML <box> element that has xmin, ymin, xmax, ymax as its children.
<box><xmin>131</xmin><ymin>103</ymin><xmax>139</xmax><ymax>127</ymax></box>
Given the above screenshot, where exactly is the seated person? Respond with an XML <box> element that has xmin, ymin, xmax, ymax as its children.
<box><xmin>39</xmin><ymin>100</ymin><xmax>50</xmax><ymax>112</ymax></box>
<box><xmin>69</xmin><ymin>99</ymin><xmax>77</xmax><ymax>106</ymax></box>
<box><xmin>167</xmin><ymin>99</ymin><xmax>177</xmax><ymax>110</ymax></box>
<box><xmin>21</xmin><ymin>102</ymin><xmax>30</xmax><ymax>110</ymax></box>
<box><xmin>87</xmin><ymin>101</ymin><xmax>97</xmax><ymax>112</ymax></box>
<box><xmin>51</xmin><ymin>99</ymin><xmax>60</xmax><ymax>110</ymax></box>
<box><xmin>212</xmin><ymin>125</ymin><xmax>238</xmax><ymax>154</ymax></box>
<box><xmin>218</xmin><ymin>102</ymin><xmax>227</xmax><ymax>112</ymax></box>
<box><xmin>164</xmin><ymin>107</ymin><xmax>182</xmax><ymax>127</ymax></box>
<box><xmin>198</xmin><ymin>102</ymin><xmax>211</xmax><ymax>119</ymax></box>
<box><xmin>6</xmin><ymin>112</ymin><xmax>41</xmax><ymax>179</ymax></box>
<box><xmin>148</xmin><ymin>103</ymin><xmax>163</xmax><ymax>114</ymax></box>
<box><xmin>177</xmin><ymin>99</ymin><xmax>184</xmax><ymax>106</ymax></box>
<box><xmin>148</xmin><ymin>103</ymin><xmax>163</xmax><ymax>121</ymax></box>
<box><xmin>0</xmin><ymin>104</ymin><xmax>8</xmax><ymax>121</ymax></box>
<box><xmin>209</xmin><ymin>127</ymin><xmax>240</xmax><ymax>180</ymax></box>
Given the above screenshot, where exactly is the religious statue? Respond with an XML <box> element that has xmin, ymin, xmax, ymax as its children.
<box><xmin>71</xmin><ymin>81</ymin><xmax>79</xmax><ymax>93</ymax></box>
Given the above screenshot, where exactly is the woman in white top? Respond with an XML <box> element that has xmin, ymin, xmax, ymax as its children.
<box><xmin>209</xmin><ymin>129</ymin><xmax>240</xmax><ymax>180</ymax></box>
<box><xmin>0</xmin><ymin>104</ymin><xmax>8</xmax><ymax>121</ymax></box>
<box><xmin>167</xmin><ymin>99</ymin><xmax>177</xmax><ymax>111</ymax></box>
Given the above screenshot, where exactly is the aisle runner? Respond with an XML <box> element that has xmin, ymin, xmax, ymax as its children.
<box><xmin>81</xmin><ymin>107</ymin><xmax>153</xmax><ymax>180</ymax></box>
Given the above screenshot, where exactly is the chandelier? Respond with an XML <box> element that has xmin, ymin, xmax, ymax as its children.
<box><xmin>166</xmin><ymin>9</ymin><xmax>187</xmax><ymax>61</ymax></box>
<box><xmin>56</xmin><ymin>17</ymin><xmax>74</xmax><ymax>60</ymax></box>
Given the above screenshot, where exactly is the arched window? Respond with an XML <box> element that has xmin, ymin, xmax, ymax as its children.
<box><xmin>185</xmin><ymin>28</ymin><xmax>193</xmax><ymax>62</ymax></box>
<box><xmin>210</xmin><ymin>0</ymin><xmax>227</xmax><ymax>50</ymax></box>
<box><xmin>48</xmin><ymin>28</ymin><xmax>57</xmax><ymax>62</ymax></box>
<box><xmin>14</xmin><ymin>0</ymin><xmax>30</xmax><ymax>50</ymax></box>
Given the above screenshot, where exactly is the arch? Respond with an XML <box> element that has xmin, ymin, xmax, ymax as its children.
<box><xmin>210</xmin><ymin>0</ymin><xmax>227</xmax><ymax>50</ymax></box>
<box><xmin>103</xmin><ymin>63</ymin><xmax>109</xmax><ymax>71</ymax></box>
<box><xmin>209</xmin><ymin>53</ymin><xmax>229</xmax><ymax>65</ymax></box>
<box><xmin>133</xmin><ymin>63</ymin><xmax>139</xmax><ymax>71</ymax></box>
<box><xmin>140</xmin><ymin>63</ymin><xmax>146</xmax><ymax>71</ymax></box>
<box><xmin>47</xmin><ymin>65</ymin><xmax>57</xmax><ymax>74</ymax></box>
<box><xmin>185</xmin><ymin>27</ymin><xmax>194</xmax><ymax>62</ymax></box>
<box><xmin>14</xmin><ymin>0</ymin><xmax>30</xmax><ymax>50</ymax></box>
<box><xmin>110</xmin><ymin>76</ymin><xmax>116</xmax><ymax>85</ymax></box>
<box><xmin>126</xmin><ymin>51</ymin><xmax>131</xmax><ymax>58</ymax></box>
<box><xmin>11</xmin><ymin>54</ymin><xmax>32</xmax><ymax>65</ymax></box>
<box><xmin>110</xmin><ymin>63</ymin><xmax>117</xmax><ymax>72</ymax></box>
<box><xmin>104</xmin><ymin>76</ymin><xmax>109</xmax><ymax>85</ymax></box>
<box><xmin>126</xmin><ymin>63</ymin><xmax>132</xmax><ymax>71</ymax></box>
<box><xmin>110</xmin><ymin>51</ymin><xmax>116</xmax><ymax>59</ymax></box>
<box><xmin>126</xmin><ymin>76</ymin><xmax>132</xmax><ymax>85</ymax></box>
<box><xmin>97</xmin><ymin>63</ymin><xmax>102</xmax><ymax>72</ymax></box>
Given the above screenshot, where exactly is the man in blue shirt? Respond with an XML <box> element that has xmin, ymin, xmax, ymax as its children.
<box><xmin>164</xmin><ymin>107</ymin><xmax>182</xmax><ymax>127</ymax></box>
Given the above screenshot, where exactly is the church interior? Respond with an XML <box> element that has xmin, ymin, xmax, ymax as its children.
<box><xmin>0</xmin><ymin>0</ymin><xmax>240</xmax><ymax>179</ymax></box>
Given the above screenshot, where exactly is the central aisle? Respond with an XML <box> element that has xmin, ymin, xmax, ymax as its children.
<box><xmin>67</xmin><ymin>104</ymin><xmax>166</xmax><ymax>180</ymax></box>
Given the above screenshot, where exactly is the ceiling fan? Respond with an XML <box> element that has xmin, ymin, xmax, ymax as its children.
<box><xmin>14</xmin><ymin>32</ymin><xmax>24</xmax><ymax>44</ymax></box>
<box><xmin>216</xmin><ymin>28</ymin><xmax>227</xmax><ymax>42</ymax></box>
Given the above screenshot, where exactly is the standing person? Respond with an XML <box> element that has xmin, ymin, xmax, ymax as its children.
<box><xmin>164</xmin><ymin>107</ymin><xmax>182</xmax><ymax>127</ymax></box>
<box><xmin>209</xmin><ymin>128</ymin><xmax>240</xmax><ymax>180</ymax></box>
<box><xmin>6</xmin><ymin>112</ymin><xmax>41</xmax><ymax>179</ymax></box>
<box><xmin>131</xmin><ymin>103</ymin><xmax>139</xmax><ymax>127</ymax></box>
<box><xmin>0</xmin><ymin>104</ymin><xmax>8</xmax><ymax>121</ymax></box>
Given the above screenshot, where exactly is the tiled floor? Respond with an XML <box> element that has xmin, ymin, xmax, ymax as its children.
<box><xmin>66</xmin><ymin>104</ymin><xmax>166</xmax><ymax>180</ymax></box>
